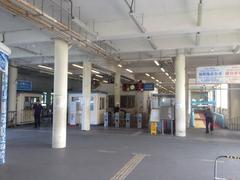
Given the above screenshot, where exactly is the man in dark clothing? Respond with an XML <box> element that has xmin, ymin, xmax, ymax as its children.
<box><xmin>204</xmin><ymin>107</ymin><xmax>214</xmax><ymax>134</ymax></box>
<box><xmin>33</xmin><ymin>100</ymin><xmax>43</xmax><ymax>128</ymax></box>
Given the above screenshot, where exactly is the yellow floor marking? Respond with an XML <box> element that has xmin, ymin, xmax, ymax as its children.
<box><xmin>110</xmin><ymin>154</ymin><xmax>146</xmax><ymax>180</ymax></box>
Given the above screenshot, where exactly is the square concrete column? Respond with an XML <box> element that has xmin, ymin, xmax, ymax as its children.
<box><xmin>114</xmin><ymin>70</ymin><xmax>121</xmax><ymax>106</ymax></box>
<box><xmin>8</xmin><ymin>65</ymin><xmax>17</xmax><ymax>123</ymax></box>
<box><xmin>175</xmin><ymin>54</ymin><xmax>186</xmax><ymax>137</ymax></box>
<box><xmin>82</xmin><ymin>61</ymin><xmax>91</xmax><ymax>131</ymax></box>
<box><xmin>52</xmin><ymin>39</ymin><xmax>68</xmax><ymax>149</ymax></box>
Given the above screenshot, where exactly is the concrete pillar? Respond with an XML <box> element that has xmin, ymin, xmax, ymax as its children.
<box><xmin>8</xmin><ymin>65</ymin><xmax>17</xmax><ymax>123</ymax></box>
<box><xmin>82</xmin><ymin>61</ymin><xmax>91</xmax><ymax>131</ymax></box>
<box><xmin>52</xmin><ymin>39</ymin><xmax>68</xmax><ymax>149</ymax></box>
<box><xmin>114</xmin><ymin>70</ymin><xmax>121</xmax><ymax>106</ymax></box>
<box><xmin>175</xmin><ymin>54</ymin><xmax>186</xmax><ymax>137</ymax></box>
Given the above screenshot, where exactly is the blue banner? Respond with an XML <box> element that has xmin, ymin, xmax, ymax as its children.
<box><xmin>0</xmin><ymin>51</ymin><xmax>9</xmax><ymax>165</ymax></box>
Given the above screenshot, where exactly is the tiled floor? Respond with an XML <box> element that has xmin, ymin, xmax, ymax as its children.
<box><xmin>0</xmin><ymin>126</ymin><xmax>240</xmax><ymax>180</ymax></box>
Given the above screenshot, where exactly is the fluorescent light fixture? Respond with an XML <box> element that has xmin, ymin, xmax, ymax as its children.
<box><xmin>145</xmin><ymin>73</ymin><xmax>150</xmax><ymax>77</ymax></box>
<box><xmin>91</xmin><ymin>69</ymin><xmax>100</xmax><ymax>74</ymax></box>
<box><xmin>96</xmin><ymin>74</ymin><xmax>103</xmax><ymax>78</ymax></box>
<box><xmin>38</xmin><ymin>65</ymin><xmax>53</xmax><ymax>70</ymax></box>
<box><xmin>165</xmin><ymin>72</ymin><xmax>169</xmax><ymax>76</ymax></box>
<box><xmin>156</xmin><ymin>79</ymin><xmax>159</xmax><ymax>82</ymax></box>
<box><xmin>103</xmin><ymin>80</ymin><xmax>108</xmax><ymax>83</ymax></box>
<box><xmin>68</xmin><ymin>72</ymin><xmax>73</xmax><ymax>75</ymax></box>
<box><xmin>151</xmin><ymin>76</ymin><xmax>155</xmax><ymax>80</ymax></box>
<box><xmin>161</xmin><ymin>67</ymin><xmax>165</xmax><ymax>72</ymax></box>
<box><xmin>79</xmin><ymin>75</ymin><xmax>83</xmax><ymax>78</ymax></box>
<box><xmin>233</xmin><ymin>45</ymin><xmax>240</xmax><ymax>54</ymax></box>
<box><xmin>126</xmin><ymin>69</ymin><xmax>133</xmax><ymax>73</ymax></box>
<box><xmin>93</xmin><ymin>78</ymin><xmax>100</xmax><ymax>81</ymax></box>
<box><xmin>72</xmin><ymin>64</ymin><xmax>83</xmax><ymax>69</ymax></box>
<box><xmin>154</xmin><ymin>60</ymin><xmax>159</xmax><ymax>66</ymax></box>
<box><xmin>118</xmin><ymin>64</ymin><xmax>122</xmax><ymax>67</ymax></box>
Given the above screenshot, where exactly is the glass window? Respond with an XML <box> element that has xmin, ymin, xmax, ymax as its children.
<box><xmin>121</xmin><ymin>95</ymin><xmax>135</xmax><ymax>108</ymax></box>
<box><xmin>100</xmin><ymin>97</ymin><xmax>105</xmax><ymax>110</ymax></box>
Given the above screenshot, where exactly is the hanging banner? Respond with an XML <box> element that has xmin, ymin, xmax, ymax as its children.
<box><xmin>0</xmin><ymin>50</ymin><xmax>9</xmax><ymax>165</ymax></box>
<box><xmin>197</xmin><ymin>65</ymin><xmax>240</xmax><ymax>84</ymax></box>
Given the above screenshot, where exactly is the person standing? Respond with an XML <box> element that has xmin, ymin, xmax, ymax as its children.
<box><xmin>33</xmin><ymin>100</ymin><xmax>43</xmax><ymax>128</ymax></box>
<box><xmin>204</xmin><ymin>107</ymin><xmax>214</xmax><ymax>134</ymax></box>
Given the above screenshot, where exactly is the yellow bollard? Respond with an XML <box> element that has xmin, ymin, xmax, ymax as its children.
<box><xmin>150</xmin><ymin>122</ymin><xmax>157</xmax><ymax>136</ymax></box>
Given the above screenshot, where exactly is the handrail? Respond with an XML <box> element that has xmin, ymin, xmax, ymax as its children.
<box><xmin>212</xmin><ymin>112</ymin><xmax>225</xmax><ymax>128</ymax></box>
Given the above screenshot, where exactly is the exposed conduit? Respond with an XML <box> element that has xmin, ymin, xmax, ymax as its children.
<box><xmin>0</xmin><ymin>0</ymin><xmax>119</xmax><ymax>63</ymax></box>
<box><xmin>124</xmin><ymin>0</ymin><xmax>157</xmax><ymax>50</ymax></box>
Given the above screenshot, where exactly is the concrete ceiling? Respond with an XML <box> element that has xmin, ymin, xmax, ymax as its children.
<box><xmin>1</xmin><ymin>0</ymin><xmax>240</xmax><ymax>93</ymax></box>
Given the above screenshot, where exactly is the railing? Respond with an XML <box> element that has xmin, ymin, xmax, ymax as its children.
<box><xmin>225</xmin><ymin>116</ymin><xmax>240</xmax><ymax>131</ymax></box>
<box><xmin>22</xmin><ymin>0</ymin><xmax>96</xmax><ymax>38</ymax></box>
<box><xmin>213</xmin><ymin>112</ymin><xmax>225</xmax><ymax>128</ymax></box>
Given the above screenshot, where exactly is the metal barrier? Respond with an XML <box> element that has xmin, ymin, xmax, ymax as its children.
<box><xmin>214</xmin><ymin>155</ymin><xmax>240</xmax><ymax>180</ymax></box>
<box><xmin>225</xmin><ymin>116</ymin><xmax>240</xmax><ymax>131</ymax></box>
<box><xmin>7</xmin><ymin>111</ymin><xmax>17</xmax><ymax>127</ymax></box>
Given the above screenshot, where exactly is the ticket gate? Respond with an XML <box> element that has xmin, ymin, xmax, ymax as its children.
<box><xmin>137</xmin><ymin>113</ymin><xmax>142</xmax><ymax>129</ymax></box>
<box><xmin>114</xmin><ymin>112</ymin><xmax>120</xmax><ymax>128</ymax></box>
<box><xmin>126</xmin><ymin>113</ymin><xmax>131</xmax><ymax>128</ymax></box>
<box><xmin>104</xmin><ymin>112</ymin><xmax>109</xmax><ymax>128</ymax></box>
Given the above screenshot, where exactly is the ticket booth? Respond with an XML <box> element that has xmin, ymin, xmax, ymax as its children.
<box><xmin>68</xmin><ymin>93</ymin><xmax>107</xmax><ymax>125</ymax></box>
<box><xmin>16</xmin><ymin>93</ymin><xmax>42</xmax><ymax>125</ymax></box>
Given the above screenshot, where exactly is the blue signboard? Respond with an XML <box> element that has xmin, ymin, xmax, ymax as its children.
<box><xmin>17</xmin><ymin>80</ymin><xmax>32</xmax><ymax>91</ymax></box>
<box><xmin>143</xmin><ymin>83</ymin><xmax>154</xmax><ymax>91</ymax></box>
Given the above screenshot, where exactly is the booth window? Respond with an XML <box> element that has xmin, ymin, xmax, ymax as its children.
<box><xmin>121</xmin><ymin>95</ymin><xmax>135</xmax><ymax>108</ymax></box>
<box><xmin>100</xmin><ymin>97</ymin><xmax>105</xmax><ymax>110</ymax></box>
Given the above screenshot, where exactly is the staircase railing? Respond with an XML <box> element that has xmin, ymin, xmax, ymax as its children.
<box><xmin>212</xmin><ymin>112</ymin><xmax>225</xmax><ymax>128</ymax></box>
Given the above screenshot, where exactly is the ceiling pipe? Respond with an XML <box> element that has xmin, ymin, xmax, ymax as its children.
<box><xmin>197</xmin><ymin>0</ymin><xmax>203</xmax><ymax>27</ymax></box>
<box><xmin>124</xmin><ymin>0</ymin><xmax>157</xmax><ymax>50</ymax></box>
<box><xmin>1</xmin><ymin>32</ymin><xmax>5</xmax><ymax>43</ymax></box>
<box><xmin>196</xmin><ymin>0</ymin><xmax>203</xmax><ymax>46</ymax></box>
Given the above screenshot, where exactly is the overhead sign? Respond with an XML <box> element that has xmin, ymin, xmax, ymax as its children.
<box><xmin>122</xmin><ymin>82</ymin><xmax>154</xmax><ymax>91</ymax></box>
<box><xmin>143</xmin><ymin>83</ymin><xmax>155</xmax><ymax>91</ymax></box>
<box><xmin>197</xmin><ymin>65</ymin><xmax>240</xmax><ymax>84</ymax></box>
<box><xmin>17</xmin><ymin>80</ymin><xmax>32</xmax><ymax>91</ymax></box>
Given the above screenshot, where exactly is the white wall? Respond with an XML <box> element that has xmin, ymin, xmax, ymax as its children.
<box><xmin>228</xmin><ymin>84</ymin><xmax>240</xmax><ymax>119</ymax></box>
